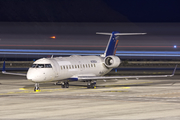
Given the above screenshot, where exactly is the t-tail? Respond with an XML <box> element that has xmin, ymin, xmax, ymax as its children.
<box><xmin>96</xmin><ymin>31</ymin><xmax>146</xmax><ymax>57</ymax></box>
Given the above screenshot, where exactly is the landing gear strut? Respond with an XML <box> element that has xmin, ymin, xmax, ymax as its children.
<box><xmin>34</xmin><ymin>83</ymin><xmax>40</xmax><ymax>92</ymax></box>
<box><xmin>87</xmin><ymin>80</ymin><xmax>96</xmax><ymax>89</ymax></box>
<box><xmin>54</xmin><ymin>81</ymin><xmax>60</xmax><ymax>85</ymax></box>
<box><xmin>61</xmin><ymin>81</ymin><xmax>69</xmax><ymax>88</ymax></box>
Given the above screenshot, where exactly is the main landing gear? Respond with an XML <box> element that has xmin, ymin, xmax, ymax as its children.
<box><xmin>34</xmin><ymin>83</ymin><xmax>40</xmax><ymax>92</ymax></box>
<box><xmin>87</xmin><ymin>80</ymin><xmax>96</xmax><ymax>89</ymax></box>
<box><xmin>61</xmin><ymin>81</ymin><xmax>69</xmax><ymax>88</ymax></box>
<box><xmin>54</xmin><ymin>81</ymin><xmax>69</xmax><ymax>88</ymax></box>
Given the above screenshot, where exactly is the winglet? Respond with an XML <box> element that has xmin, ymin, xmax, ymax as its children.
<box><xmin>170</xmin><ymin>65</ymin><xmax>177</xmax><ymax>77</ymax></box>
<box><xmin>2</xmin><ymin>61</ymin><xmax>6</xmax><ymax>72</ymax></box>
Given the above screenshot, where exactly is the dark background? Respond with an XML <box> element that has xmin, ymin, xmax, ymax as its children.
<box><xmin>0</xmin><ymin>0</ymin><xmax>179</xmax><ymax>23</ymax></box>
<box><xmin>0</xmin><ymin>0</ymin><xmax>180</xmax><ymax>61</ymax></box>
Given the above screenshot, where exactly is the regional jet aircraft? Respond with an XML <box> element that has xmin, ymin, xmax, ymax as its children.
<box><xmin>2</xmin><ymin>31</ymin><xmax>177</xmax><ymax>91</ymax></box>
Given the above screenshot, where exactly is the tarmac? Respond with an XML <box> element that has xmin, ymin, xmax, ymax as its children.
<box><xmin>1</xmin><ymin>73</ymin><xmax>180</xmax><ymax>119</ymax></box>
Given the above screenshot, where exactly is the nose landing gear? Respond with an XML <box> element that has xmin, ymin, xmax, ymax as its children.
<box><xmin>34</xmin><ymin>83</ymin><xmax>40</xmax><ymax>92</ymax></box>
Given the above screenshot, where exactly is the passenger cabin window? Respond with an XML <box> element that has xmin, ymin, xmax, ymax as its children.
<box><xmin>91</xmin><ymin>64</ymin><xmax>93</xmax><ymax>67</ymax></box>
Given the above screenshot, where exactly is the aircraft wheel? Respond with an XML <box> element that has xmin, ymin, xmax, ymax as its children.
<box><xmin>87</xmin><ymin>81</ymin><xmax>92</xmax><ymax>89</ymax></box>
<box><xmin>34</xmin><ymin>87</ymin><xmax>40</xmax><ymax>91</ymax></box>
<box><xmin>66</xmin><ymin>82</ymin><xmax>69</xmax><ymax>88</ymax></box>
<box><xmin>61</xmin><ymin>84</ymin><xmax>65</xmax><ymax>88</ymax></box>
<box><xmin>90</xmin><ymin>83</ymin><xmax>96</xmax><ymax>89</ymax></box>
<box><xmin>87</xmin><ymin>85</ymin><xmax>91</xmax><ymax>89</ymax></box>
<box><xmin>34</xmin><ymin>83</ymin><xmax>40</xmax><ymax>91</ymax></box>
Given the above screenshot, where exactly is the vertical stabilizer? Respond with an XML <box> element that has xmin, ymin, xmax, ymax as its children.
<box><xmin>96</xmin><ymin>31</ymin><xmax>146</xmax><ymax>57</ymax></box>
<box><xmin>104</xmin><ymin>31</ymin><xmax>119</xmax><ymax>57</ymax></box>
<box><xmin>97</xmin><ymin>31</ymin><xmax>120</xmax><ymax>57</ymax></box>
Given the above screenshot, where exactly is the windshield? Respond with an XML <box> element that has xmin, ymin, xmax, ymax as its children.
<box><xmin>31</xmin><ymin>64</ymin><xmax>37</xmax><ymax>68</ymax></box>
<box><xmin>31</xmin><ymin>64</ymin><xmax>52</xmax><ymax>68</ymax></box>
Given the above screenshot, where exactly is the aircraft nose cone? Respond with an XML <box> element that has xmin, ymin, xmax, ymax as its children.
<box><xmin>27</xmin><ymin>68</ymin><xmax>46</xmax><ymax>82</ymax></box>
<box><xmin>27</xmin><ymin>72</ymin><xmax>34</xmax><ymax>81</ymax></box>
<box><xmin>27</xmin><ymin>68</ymin><xmax>37</xmax><ymax>81</ymax></box>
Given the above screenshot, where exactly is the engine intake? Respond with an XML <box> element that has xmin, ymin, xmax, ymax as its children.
<box><xmin>104</xmin><ymin>55</ymin><xmax>121</xmax><ymax>68</ymax></box>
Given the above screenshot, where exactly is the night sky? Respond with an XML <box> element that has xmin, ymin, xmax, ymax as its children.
<box><xmin>0</xmin><ymin>0</ymin><xmax>179</xmax><ymax>22</ymax></box>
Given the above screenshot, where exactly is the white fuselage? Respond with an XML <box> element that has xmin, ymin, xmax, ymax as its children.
<box><xmin>27</xmin><ymin>55</ymin><xmax>112</xmax><ymax>83</ymax></box>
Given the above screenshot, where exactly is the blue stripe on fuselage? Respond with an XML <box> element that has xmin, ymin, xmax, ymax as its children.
<box><xmin>68</xmin><ymin>78</ymin><xmax>78</xmax><ymax>81</ymax></box>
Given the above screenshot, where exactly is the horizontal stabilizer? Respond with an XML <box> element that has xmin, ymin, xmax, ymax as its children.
<box><xmin>96</xmin><ymin>32</ymin><xmax>146</xmax><ymax>36</ymax></box>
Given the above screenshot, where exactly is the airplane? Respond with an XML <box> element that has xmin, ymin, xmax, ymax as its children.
<box><xmin>2</xmin><ymin>31</ymin><xmax>177</xmax><ymax>91</ymax></box>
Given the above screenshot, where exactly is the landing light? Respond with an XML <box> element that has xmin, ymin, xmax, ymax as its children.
<box><xmin>174</xmin><ymin>45</ymin><xmax>177</xmax><ymax>48</ymax></box>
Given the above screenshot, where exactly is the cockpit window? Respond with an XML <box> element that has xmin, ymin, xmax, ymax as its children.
<box><xmin>37</xmin><ymin>64</ymin><xmax>45</xmax><ymax>68</ymax></box>
<box><xmin>31</xmin><ymin>64</ymin><xmax>37</xmax><ymax>68</ymax></box>
<box><xmin>45</xmin><ymin>64</ymin><xmax>52</xmax><ymax>68</ymax></box>
<box><xmin>31</xmin><ymin>64</ymin><xmax>52</xmax><ymax>68</ymax></box>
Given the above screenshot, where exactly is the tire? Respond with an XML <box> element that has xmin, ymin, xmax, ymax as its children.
<box><xmin>66</xmin><ymin>82</ymin><xmax>69</xmax><ymax>88</ymax></box>
<box><xmin>61</xmin><ymin>84</ymin><xmax>65</xmax><ymax>88</ymax></box>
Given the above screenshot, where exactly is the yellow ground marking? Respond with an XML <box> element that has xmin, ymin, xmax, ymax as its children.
<box><xmin>19</xmin><ymin>88</ymin><xmax>28</xmax><ymax>90</ymax></box>
<box><xmin>35</xmin><ymin>90</ymin><xmax>41</xmax><ymax>92</ymax></box>
<box><xmin>0</xmin><ymin>81</ymin><xmax>154</xmax><ymax>95</ymax></box>
<box><xmin>115</xmin><ymin>87</ymin><xmax>130</xmax><ymax>89</ymax></box>
<box><xmin>104</xmin><ymin>90</ymin><xmax>129</xmax><ymax>92</ymax></box>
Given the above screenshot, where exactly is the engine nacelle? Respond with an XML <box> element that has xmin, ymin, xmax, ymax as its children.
<box><xmin>104</xmin><ymin>55</ymin><xmax>121</xmax><ymax>68</ymax></box>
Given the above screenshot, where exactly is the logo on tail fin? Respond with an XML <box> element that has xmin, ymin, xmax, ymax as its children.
<box><xmin>114</xmin><ymin>40</ymin><xmax>119</xmax><ymax>55</ymax></box>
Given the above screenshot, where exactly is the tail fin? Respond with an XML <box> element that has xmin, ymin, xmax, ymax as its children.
<box><xmin>96</xmin><ymin>31</ymin><xmax>146</xmax><ymax>57</ymax></box>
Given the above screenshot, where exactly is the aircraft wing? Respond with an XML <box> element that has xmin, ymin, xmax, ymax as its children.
<box><xmin>2</xmin><ymin>61</ymin><xmax>27</xmax><ymax>76</ymax></box>
<box><xmin>2</xmin><ymin>71</ymin><xmax>26</xmax><ymax>76</ymax></box>
<box><xmin>78</xmin><ymin>65</ymin><xmax>177</xmax><ymax>81</ymax></box>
